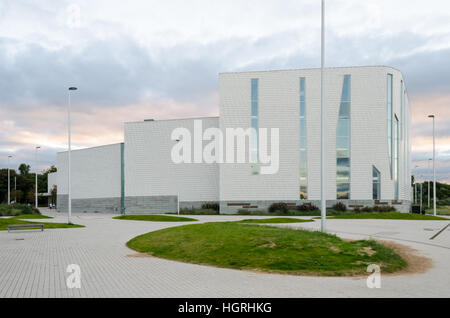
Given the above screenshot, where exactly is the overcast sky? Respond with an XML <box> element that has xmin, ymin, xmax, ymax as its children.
<box><xmin>1</xmin><ymin>0</ymin><xmax>449</xmax><ymax>182</ymax></box>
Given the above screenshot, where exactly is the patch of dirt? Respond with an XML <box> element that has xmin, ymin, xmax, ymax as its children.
<box><xmin>259</xmin><ymin>242</ymin><xmax>277</xmax><ymax>248</ymax></box>
<box><xmin>379</xmin><ymin>240</ymin><xmax>433</xmax><ymax>276</ymax></box>
<box><xmin>126</xmin><ymin>253</ymin><xmax>152</xmax><ymax>258</ymax></box>
<box><xmin>362</xmin><ymin>246</ymin><xmax>376</xmax><ymax>256</ymax></box>
<box><xmin>329</xmin><ymin>246</ymin><xmax>341</xmax><ymax>253</ymax></box>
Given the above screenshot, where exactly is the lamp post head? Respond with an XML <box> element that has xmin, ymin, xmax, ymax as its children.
<box><xmin>36</xmin><ymin>146</ymin><xmax>41</xmax><ymax>149</ymax></box>
<box><xmin>68</xmin><ymin>87</ymin><xmax>77</xmax><ymax>91</ymax></box>
<box><xmin>428</xmin><ymin>115</ymin><xmax>435</xmax><ymax>118</ymax></box>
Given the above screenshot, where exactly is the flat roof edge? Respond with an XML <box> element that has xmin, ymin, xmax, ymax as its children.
<box><xmin>219</xmin><ymin>65</ymin><xmax>403</xmax><ymax>75</ymax></box>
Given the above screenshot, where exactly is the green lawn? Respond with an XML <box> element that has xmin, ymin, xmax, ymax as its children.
<box><xmin>0</xmin><ymin>218</ymin><xmax>84</xmax><ymax>231</ymax></box>
<box><xmin>236</xmin><ymin>218</ymin><xmax>313</xmax><ymax>224</ymax></box>
<box><xmin>326</xmin><ymin>212</ymin><xmax>448</xmax><ymax>220</ymax></box>
<box><xmin>10</xmin><ymin>214</ymin><xmax>53</xmax><ymax>219</ymax></box>
<box><xmin>113</xmin><ymin>214</ymin><xmax>197</xmax><ymax>222</ymax></box>
<box><xmin>425</xmin><ymin>206</ymin><xmax>450</xmax><ymax>216</ymax></box>
<box><xmin>127</xmin><ymin>222</ymin><xmax>406</xmax><ymax>276</ymax></box>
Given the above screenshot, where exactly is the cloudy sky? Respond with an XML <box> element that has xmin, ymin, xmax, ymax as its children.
<box><xmin>0</xmin><ymin>0</ymin><xmax>449</xmax><ymax>182</ymax></box>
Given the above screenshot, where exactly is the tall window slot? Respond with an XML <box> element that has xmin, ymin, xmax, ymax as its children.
<box><xmin>394</xmin><ymin>114</ymin><xmax>399</xmax><ymax>200</ymax></box>
<box><xmin>250</xmin><ymin>79</ymin><xmax>259</xmax><ymax>163</ymax></box>
<box><xmin>373</xmin><ymin>166</ymin><xmax>380</xmax><ymax>200</ymax></box>
<box><xmin>336</xmin><ymin>75</ymin><xmax>351</xmax><ymax>199</ymax></box>
<box><xmin>387</xmin><ymin>74</ymin><xmax>393</xmax><ymax>179</ymax></box>
<box><xmin>299</xmin><ymin>77</ymin><xmax>307</xmax><ymax>199</ymax></box>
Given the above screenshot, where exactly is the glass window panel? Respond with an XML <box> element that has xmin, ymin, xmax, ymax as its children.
<box><xmin>251</xmin><ymin>117</ymin><xmax>258</xmax><ymax>130</ymax></box>
<box><xmin>337</xmin><ymin>148</ymin><xmax>349</xmax><ymax>158</ymax></box>
<box><xmin>341</xmin><ymin>75</ymin><xmax>351</xmax><ymax>102</ymax></box>
<box><xmin>337</xmin><ymin>119</ymin><xmax>350</xmax><ymax>137</ymax></box>
<box><xmin>251</xmin><ymin>101</ymin><xmax>258</xmax><ymax>117</ymax></box>
<box><xmin>373</xmin><ymin>183</ymin><xmax>379</xmax><ymax>200</ymax></box>
<box><xmin>300</xmin><ymin>123</ymin><xmax>307</xmax><ymax>139</ymax></box>
<box><xmin>339</xmin><ymin>102</ymin><xmax>350</xmax><ymax>118</ymax></box>
<box><xmin>337</xmin><ymin>137</ymin><xmax>350</xmax><ymax>149</ymax></box>
<box><xmin>251</xmin><ymin>79</ymin><xmax>258</xmax><ymax>101</ymax></box>
<box><xmin>337</xmin><ymin>183</ymin><xmax>350</xmax><ymax>199</ymax></box>
<box><xmin>300</xmin><ymin>137</ymin><xmax>307</xmax><ymax>150</ymax></box>
<box><xmin>337</xmin><ymin>157</ymin><xmax>350</xmax><ymax>167</ymax></box>
<box><xmin>300</xmin><ymin>102</ymin><xmax>306</xmax><ymax>117</ymax></box>
<box><xmin>299</xmin><ymin>77</ymin><xmax>307</xmax><ymax>199</ymax></box>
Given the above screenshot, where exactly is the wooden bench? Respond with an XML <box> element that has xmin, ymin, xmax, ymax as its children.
<box><xmin>8</xmin><ymin>224</ymin><xmax>44</xmax><ymax>233</ymax></box>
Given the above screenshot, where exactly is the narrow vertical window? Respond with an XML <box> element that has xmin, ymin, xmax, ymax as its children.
<box><xmin>373</xmin><ymin>166</ymin><xmax>380</xmax><ymax>200</ymax></box>
<box><xmin>400</xmin><ymin>80</ymin><xmax>404</xmax><ymax>140</ymax></box>
<box><xmin>250</xmin><ymin>79</ymin><xmax>259</xmax><ymax>163</ymax></box>
<box><xmin>387</xmin><ymin>74</ymin><xmax>393</xmax><ymax>179</ymax></box>
<box><xmin>336</xmin><ymin>75</ymin><xmax>351</xmax><ymax>199</ymax></box>
<box><xmin>394</xmin><ymin>115</ymin><xmax>399</xmax><ymax>200</ymax></box>
<box><xmin>299</xmin><ymin>77</ymin><xmax>307</xmax><ymax>199</ymax></box>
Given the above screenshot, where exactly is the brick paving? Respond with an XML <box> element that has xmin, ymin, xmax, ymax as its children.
<box><xmin>0</xmin><ymin>210</ymin><xmax>449</xmax><ymax>297</ymax></box>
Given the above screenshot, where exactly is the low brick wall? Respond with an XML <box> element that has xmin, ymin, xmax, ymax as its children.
<box><xmin>124</xmin><ymin>195</ymin><xmax>177</xmax><ymax>214</ymax></box>
<box><xmin>57</xmin><ymin>195</ymin><xmax>121</xmax><ymax>213</ymax></box>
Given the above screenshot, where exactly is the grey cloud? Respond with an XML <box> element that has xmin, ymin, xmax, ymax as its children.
<box><xmin>0</xmin><ymin>36</ymin><xmax>225</xmax><ymax>109</ymax></box>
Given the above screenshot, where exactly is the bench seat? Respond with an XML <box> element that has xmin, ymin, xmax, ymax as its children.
<box><xmin>8</xmin><ymin>224</ymin><xmax>44</xmax><ymax>232</ymax></box>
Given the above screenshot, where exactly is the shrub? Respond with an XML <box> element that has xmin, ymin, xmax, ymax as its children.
<box><xmin>268</xmin><ymin>202</ymin><xmax>289</xmax><ymax>214</ymax></box>
<box><xmin>201</xmin><ymin>202</ymin><xmax>220</xmax><ymax>212</ymax></box>
<box><xmin>179</xmin><ymin>207</ymin><xmax>219</xmax><ymax>215</ymax></box>
<box><xmin>0</xmin><ymin>203</ymin><xmax>40</xmax><ymax>216</ymax></box>
<box><xmin>373</xmin><ymin>205</ymin><xmax>396</xmax><ymax>213</ymax></box>
<box><xmin>296</xmin><ymin>203</ymin><xmax>319</xmax><ymax>212</ymax></box>
<box><xmin>237</xmin><ymin>209</ymin><xmax>251</xmax><ymax>215</ymax></box>
<box><xmin>332</xmin><ymin>202</ymin><xmax>347</xmax><ymax>212</ymax></box>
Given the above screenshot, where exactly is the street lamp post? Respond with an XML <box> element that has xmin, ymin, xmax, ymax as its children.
<box><xmin>7</xmin><ymin>155</ymin><xmax>12</xmax><ymax>205</ymax></box>
<box><xmin>420</xmin><ymin>180</ymin><xmax>422</xmax><ymax>213</ymax></box>
<box><xmin>68</xmin><ymin>87</ymin><xmax>77</xmax><ymax>224</ymax></box>
<box><xmin>320</xmin><ymin>0</ymin><xmax>326</xmax><ymax>232</ymax></box>
<box><xmin>428</xmin><ymin>158</ymin><xmax>431</xmax><ymax>208</ymax></box>
<box><xmin>35</xmin><ymin>146</ymin><xmax>41</xmax><ymax>208</ymax></box>
<box><xmin>428</xmin><ymin>115</ymin><xmax>436</xmax><ymax>216</ymax></box>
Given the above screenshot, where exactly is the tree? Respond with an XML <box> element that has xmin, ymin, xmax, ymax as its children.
<box><xmin>11</xmin><ymin>189</ymin><xmax>23</xmax><ymax>203</ymax></box>
<box><xmin>18</xmin><ymin>164</ymin><xmax>30</xmax><ymax>175</ymax></box>
<box><xmin>26</xmin><ymin>189</ymin><xmax>35</xmax><ymax>204</ymax></box>
<box><xmin>50</xmin><ymin>185</ymin><xmax>57</xmax><ymax>206</ymax></box>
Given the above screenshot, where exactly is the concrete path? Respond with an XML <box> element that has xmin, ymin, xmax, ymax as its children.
<box><xmin>0</xmin><ymin>210</ymin><xmax>449</xmax><ymax>297</ymax></box>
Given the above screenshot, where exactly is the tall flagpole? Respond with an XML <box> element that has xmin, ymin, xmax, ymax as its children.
<box><xmin>320</xmin><ymin>0</ymin><xmax>327</xmax><ymax>232</ymax></box>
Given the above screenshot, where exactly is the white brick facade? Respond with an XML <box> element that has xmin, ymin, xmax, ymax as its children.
<box><xmin>124</xmin><ymin>117</ymin><xmax>219</xmax><ymax>202</ymax></box>
<box><xmin>57</xmin><ymin>143</ymin><xmax>122</xmax><ymax>199</ymax></box>
<box><xmin>52</xmin><ymin>66</ymin><xmax>411</xmax><ymax>213</ymax></box>
<box><xmin>219</xmin><ymin>66</ymin><xmax>411</xmax><ymax>202</ymax></box>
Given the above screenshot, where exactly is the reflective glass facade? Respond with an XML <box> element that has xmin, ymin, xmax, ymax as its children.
<box><xmin>373</xmin><ymin>166</ymin><xmax>380</xmax><ymax>200</ymax></box>
<box><xmin>336</xmin><ymin>75</ymin><xmax>351</xmax><ymax>199</ymax></box>
<box><xmin>387</xmin><ymin>74</ymin><xmax>393</xmax><ymax>178</ymax></box>
<box><xmin>299</xmin><ymin>77</ymin><xmax>307</xmax><ymax>199</ymax></box>
<box><xmin>250</xmin><ymin>79</ymin><xmax>258</xmax><ymax>163</ymax></box>
<box><xmin>394</xmin><ymin>115</ymin><xmax>399</xmax><ymax>200</ymax></box>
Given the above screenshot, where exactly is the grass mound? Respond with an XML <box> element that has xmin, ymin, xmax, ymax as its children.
<box><xmin>127</xmin><ymin>222</ymin><xmax>406</xmax><ymax>276</ymax></box>
<box><xmin>236</xmin><ymin>218</ymin><xmax>313</xmax><ymax>224</ymax></box>
<box><xmin>10</xmin><ymin>214</ymin><xmax>53</xmax><ymax>219</ymax></box>
<box><xmin>0</xmin><ymin>218</ymin><xmax>84</xmax><ymax>231</ymax></box>
<box><xmin>327</xmin><ymin>212</ymin><xmax>448</xmax><ymax>220</ymax></box>
<box><xmin>113</xmin><ymin>214</ymin><xmax>197</xmax><ymax>222</ymax></box>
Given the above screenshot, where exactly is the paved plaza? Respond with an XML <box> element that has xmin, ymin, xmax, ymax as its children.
<box><xmin>1</xmin><ymin>210</ymin><xmax>449</xmax><ymax>298</ymax></box>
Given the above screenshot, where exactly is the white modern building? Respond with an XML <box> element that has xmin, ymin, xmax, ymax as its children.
<box><xmin>55</xmin><ymin>66</ymin><xmax>412</xmax><ymax>214</ymax></box>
